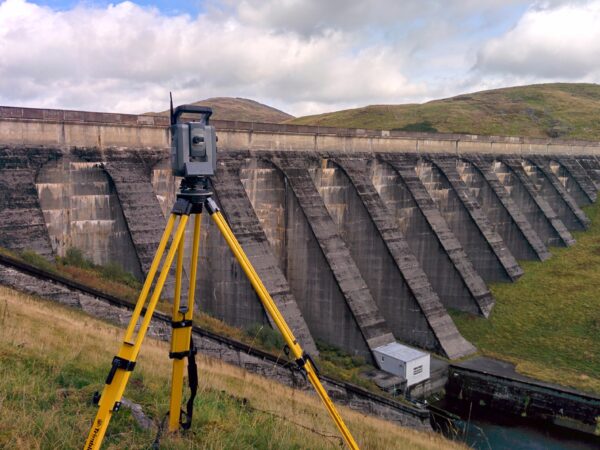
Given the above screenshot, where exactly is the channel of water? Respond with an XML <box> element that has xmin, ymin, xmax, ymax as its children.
<box><xmin>431</xmin><ymin>400</ymin><xmax>600</xmax><ymax>449</ymax></box>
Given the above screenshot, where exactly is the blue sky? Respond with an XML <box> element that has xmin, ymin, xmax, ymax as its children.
<box><xmin>1</xmin><ymin>0</ymin><xmax>600</xmax><ymax>115</ymax></box>
<box><xmin>25</xmin><ymin>0</ymin><xmax>206</xmax><ymax>15</ymax></box>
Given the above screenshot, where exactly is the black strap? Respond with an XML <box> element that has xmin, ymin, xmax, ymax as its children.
<box><xmin>295</xmin><ymin>351</ymin><xmax>320</xmax><ymax>377</ymax></box>
<box><xmin>180</xmin><ymin>336</ymin><xmax>198</xmax><ymax>430</ymax></box>
<box><xmin>106</xmin><ymin>356</ymin><xmax>136</xmax><ymax>385</ymax></box>
<box><xmin>171</xmin><ymin>319</ymin><xmax>193</xmax><ymax>329</ymax></box>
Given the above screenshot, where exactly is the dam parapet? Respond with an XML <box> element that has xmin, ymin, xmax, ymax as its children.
<box><xmin>3</xmin><ymin>105</ymin><xmax>600</xmax><ymax>155</ymax></box>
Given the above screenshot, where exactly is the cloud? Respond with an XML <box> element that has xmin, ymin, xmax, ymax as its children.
<box><xmin>2</xmin><ymin>0</ymin><xmax>598</xmax><ymax>117</ymax></box>
<box><xmin>230</xmin><ymin>0</ymin><xmax>526</xmax><ymax>37</ymax></box>
<box><xmin>0</xmin><ymin>0</ymin><xmax>427</xmax><ymax>115</ymax></box>
<box><xmin>476</xmin><ymin>0</ymin><xmax>600</xmax><ymax>79</ymax></box>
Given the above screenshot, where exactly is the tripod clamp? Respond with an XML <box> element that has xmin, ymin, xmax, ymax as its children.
<box><xmin>283</xmin><ymin>344</ymin><xmax>320</xmax><ymax>379</ymax></box>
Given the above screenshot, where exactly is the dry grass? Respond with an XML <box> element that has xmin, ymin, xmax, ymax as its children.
<box><xmin>148</xmin><ymin>97</ymin><xmax>294</xmax><ymax>123</ymax></box>
<box><xmin>0</xmin><ymin>286</ymin><xmax>465</xmax><ymax>449</ymax></box>
<box><xmin>0</xmin><ymin>246</ymin><xmax>388</xmax><ymax>396</ymax></box>
<box><xmin>290</xmin><ymin>83</ymin><xmax>600</xmax><ymax>140</ymax></box>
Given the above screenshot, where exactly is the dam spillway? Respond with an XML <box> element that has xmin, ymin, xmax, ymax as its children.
<box><xmin>1</xmin><ymin>106</ymin><xmax>600</xmax><ymax>365</ymax></box>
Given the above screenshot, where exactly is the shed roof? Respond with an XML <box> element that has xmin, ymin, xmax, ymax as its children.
<box><xmin>373</xmin><ymin>342</ymin><xmax>428</xmax><ymax>362</ymax></box>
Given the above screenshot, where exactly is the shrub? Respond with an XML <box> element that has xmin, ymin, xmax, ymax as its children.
<box><xmin>394</xmin><ymin>121</ymin><xmax>438</xmax><ymax>133</ymax></box>
<box><xmin>20</xmin><ymin>250</ymin><xmax>57</xmax><ymax>274</ymax></box>
<box><xmin>61</xmin><ymin>247</ymin><xmax>94</xmax><ymax>270</ymax></box>
<box><xmin>245</xmin><ymin>323</ymin><xmax>285</xmax><ymax>352</ymax></box>
<box><xmin>315</xmin><ymin>340</ymin><xmax>366</xmax><ymax>369</ymax></box>
<box><xmin>100</xmin><ymin>262</ymin><xmax>139</xmax><ymax>288</ymax></box>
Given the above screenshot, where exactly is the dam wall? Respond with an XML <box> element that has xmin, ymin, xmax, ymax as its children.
<box><xmin>1</xmin><ymin>105</ymin><xmax>599</xmax><ymax>366</ymax></box>
<box><xmin>3</xmin><ymin>105</ymin><xmax>600</xmax><ymax>155</ymax></box>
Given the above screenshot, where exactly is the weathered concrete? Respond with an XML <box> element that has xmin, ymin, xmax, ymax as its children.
<box><xmin>415</xmin><ymin>156</ymin><xmax>517</xmax><ymax>283</ymax></box>
<box><xmin>240</xmin><ymin>155</ymin><xmax>375</xmax><ymax>359</ymax></box>
<box><xmin>150</xmin><ymin>158</ymin><xmax>178</xmax><ymax>218</ymax></box>
<box><xmin>497</xmin><ymin>158</ymin><xmax>575</xmax><ymax>247</ymax></box>
<box><xmin>531</xmin><ymin>156</ymin><xmax>591</xmax><ymax>227</ymax></box>
<box><xmin>314</xmin><ymin>155</ymin><xmax>475</xmax><ymax>358</ymax></box>
<box><xmin>149</xmin><ymin>155</ymin><xmax>274</xmax><ymax>331</ymax></box>
<box><xmin>272</xmin><ymin>153</ymin><xmax>396</xmax><ymax>359</ymax></box>
<box><xmin>3</xmin><ymin>142</ymin><xmax>600</xmax><ymax>365</ymax></box>
<box><xmin>521</xmin><ymin>157</ymin><xmax>589</xmax><ymax>231</ymax></box>
<box><xmin>91</xmin><ymin>150</ymin><xmax>167</xmax><ymax>273</ymax></box>
<box><xmin>35</xmin><ymin>154</ymin><xmax>142</xmax><ymax>277</ymax></box>
<box><xmin>4</xmin><ymin>105</ymin><xmax>600</xmax><ymax>156</ymax></box>
<box><xmin>551</xmin><ymin>158</ymin><xmax>596</xmax><ymax>205</ymax></box>
<box><xmin>239</xmin><ymin>159</ymin><xmax>287</xmax><ymax>272</ymax></box>
<box><xmin>554</xmin><ymin>156</ymin><xmax>597</xmax><ymax>204</ymax></box>
<box><xmin>447</xmin><ymin>357</ymin><xmax>600</xmax><ymax>435</ymax></box>
<box><xmin>457</xmin><ymin>155</ymin><xmax>549</xmax><ymax>261</ymax></box>
<box><xmin>576</xmin><ymin>156</ymin><xmax>600</xmax><ymax>190</ymax></box>
<box><xmin>430</xmin><ymin>155</ymin><xmax>523</xmax><ymax>281</ymax></box>
<box><xmin>195</xmin><ymin>192</ymin><xmax>270</xmax><ymax>329</ymax></box>
<box><xmin>211</xmin><ymin>152</ymin><xmax>318</xmax><ymax>355</ymax></box>
<box><xmin>378</xmin><ymin>154</ymin><xmax>495</xmax><ymax>316</ymax></box>
<box><xmin>0</xmin><ymin>146</ymin><xmax>57</xmax><ymax>257</ymax></box>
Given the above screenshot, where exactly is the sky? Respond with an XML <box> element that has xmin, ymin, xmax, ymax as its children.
<box><xmin>1</xmin><ymin>0</ymin><xmax>600</xmax><ymax>116</ymax></box>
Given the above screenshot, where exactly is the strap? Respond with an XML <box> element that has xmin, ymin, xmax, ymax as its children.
<box><xmin>171</xmin><ymin>319</ymin><xmax>193</xmax><ymax>329</ymax></box>
<box><xmin>180</xmin><ymin>336</ymin><xmax>198</xmax><ymax>430</ymax></box>
<box><xmin>295</xmin><ymin>351</ymin><xmax>320</xmax><ymax>377</ymax></box>
<box><xmin>106</xmin><ymin>356</ymin><xmax>136</xmax><ymax>385</ymax></box>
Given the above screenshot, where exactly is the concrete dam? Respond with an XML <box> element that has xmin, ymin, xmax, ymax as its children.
<box><xmin>2</xmin><ymin>106</ymin><xmax>600</xmax><ymax>368</ymax></box>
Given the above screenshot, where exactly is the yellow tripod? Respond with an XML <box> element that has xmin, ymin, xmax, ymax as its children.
<box><xmin>84</xmin><ymin>178</ymin><xmax>359</xmax><ymax>449</ymax></box>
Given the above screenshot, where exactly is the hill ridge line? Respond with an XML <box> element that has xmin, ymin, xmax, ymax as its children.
<box><xmin>2</xmin><ymin>104</ymin><xmax>600</xmax><ymax>147</ymax></box>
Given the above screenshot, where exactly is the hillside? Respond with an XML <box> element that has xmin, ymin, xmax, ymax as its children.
<box><xmin>452</xmin><ymin>201</ymin><xmax>600</xmax><ymax>395</ymax></box>
<box><xmin>0</xmin><ymin>286</ymin><xmax>464</xmax><ymax>449</ymax></box>
<box><xmin>150</xmin><ymin>97</ymin><xmax>294</xmax><ymax>122</ymax></box>
<box><xmin>290</xmin><ymin>83</ymin><xmax>600</xmax><ymax>140</ymax></box>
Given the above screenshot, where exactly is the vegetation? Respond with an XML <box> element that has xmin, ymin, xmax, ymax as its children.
<box><xmin>245</xmin><ymin>323</ymin><xmax>286</xmax><ymax>352</ymax></box>
<box><xmin>1</xmin><ymin>246</ymin><xmax>388</xmax><ymax>395</ymax></box>
<box><xmin>149</xmin><ymin>97</ymin><xmax>294</xmax><ymax>123</ymax></box>
<box><xmin>451</xmin><ymin>202</ymin><xmax>600</xmax><ymax>395</ymax></box>
<box><xmin>0</xmin><ymin>286</ymin><xmax>464</xmax><ymax>449</ymax></box>
<box><xmin>315</xmin><ymin>341</ymin><xmax>376</xmax><ymax>391</ymax></box>
<box><xmin>289</xmin><ymin>83</ymin><xmax>600</xmax><ymax>140</ymax></box>
<box><xmin>0</xmin><ymin>246</ymin><xmax>143</xmax><ymax>304</ymax></box>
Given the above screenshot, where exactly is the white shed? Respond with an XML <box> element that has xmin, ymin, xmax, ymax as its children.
<box><xmin>373</xmin><ymin>342</ymin><xmax>430</xmax><ymax>387</ymax></box>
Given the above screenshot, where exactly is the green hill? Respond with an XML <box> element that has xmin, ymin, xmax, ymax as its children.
<box><xmin>148</xmin><ymin>97</ymin><xmax>294</xmax><ymax>123</ymax></box>
<box><xmin>290</xmin><ymin>83</ymin><xmax>600</xmax><ymax>140</ymax></box>
<box><xmin>452</xmin><ymin>201</ymin><xmax>600</xmax><ymax>395</ymax></box>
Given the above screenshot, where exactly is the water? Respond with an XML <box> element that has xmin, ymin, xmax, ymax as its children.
<box><xmin>458</xmin><ymin>416</ymin><xmax>599</xmax><ymax>450</ymax></box>
<box><xmin>431</xmin><ymin>405</ymin><xmax>600</xmax><ymax>449</ymax></box>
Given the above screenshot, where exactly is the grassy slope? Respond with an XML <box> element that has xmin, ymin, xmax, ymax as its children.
<box><xmin>290</xmin><ymin>83</ymin><xmax>600</xmax><ymax>140</ymax></box>
<box><xmin>0</xmin><ymin>286</ymin><xmax>464</xmax><ymax>449</ymax></box>
<box><xmin>0</xmin><ymin>246</ymin><xmax>385</xmax><ymax>394</ymax></box>
<box><xmin>149</xmin><ymin>97</ymin><xmax>294</xmax><ymax>123</ymax></box>
<box><xmin>451</xmin><ymin>202</ymin><xmax>600</xmax><ymax>395</ymax></box>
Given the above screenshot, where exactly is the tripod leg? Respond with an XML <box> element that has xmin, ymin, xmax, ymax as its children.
<box><xmin>84</xmin><ymin>213</ymin><xmax>189</xmax><ymax>450</ymax></box>
<box><xmin>205</xmin><ymin>199</ymin><xmax>360</xmax><ymax>450</ymax></box>
<box><xmin>168</xmin><ymin>212</ymin><xmax>201</xmax><ymax>431</ymax></box>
